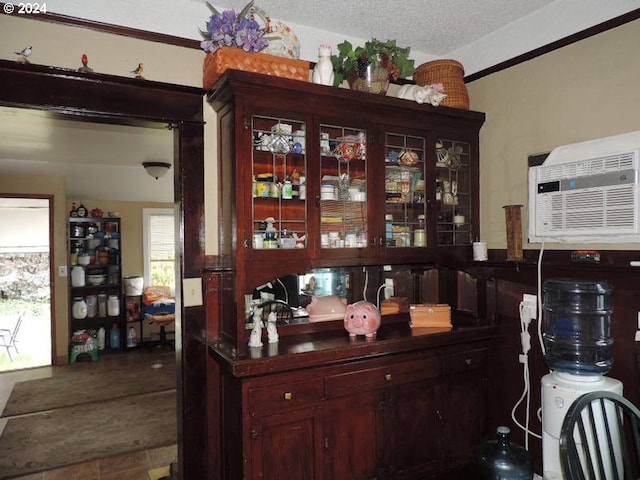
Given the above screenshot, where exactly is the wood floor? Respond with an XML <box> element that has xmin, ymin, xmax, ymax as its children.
<box><xmin>0</xmin><ymin>350</ymin><xmax>176</xmax><ymax>480</ymax></box>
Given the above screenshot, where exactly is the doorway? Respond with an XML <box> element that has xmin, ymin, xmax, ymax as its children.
<box><xmin>0</xmin><ymin>196</ymin><xmax>52</xmax><ymax>371</ymax></box>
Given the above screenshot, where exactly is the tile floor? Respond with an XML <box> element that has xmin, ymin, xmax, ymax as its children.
<box><xmin>0</xmin><ymin>355</ymin><xmax>176</xmax><ymax>480</ymax></box>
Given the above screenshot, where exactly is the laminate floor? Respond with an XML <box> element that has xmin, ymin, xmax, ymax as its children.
<box><xmin>0</xmin><ymin>351</ymin><xmax>177</xmax><ymax>480</ymax></box>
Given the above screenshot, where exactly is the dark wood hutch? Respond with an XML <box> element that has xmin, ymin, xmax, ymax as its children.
<box><xmin>204</xmin><ymin>70</ymin><xmax>496</xmax><ymax>479</ymax></box>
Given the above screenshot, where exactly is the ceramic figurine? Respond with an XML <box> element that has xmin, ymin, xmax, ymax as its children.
<box><xmin>130</xmin><ymin>63</ymin><xmax>145</xmax><ymax>79</ymax></box>
<box><xmin>248</xmin><ymin>306</ymin><xmax>263</xmax><ymax>347</ymax></box>
<box><xmin>14</xmin><ymin>46</ymin><xmax>32</xmax><ymax>64</ymax></box>
<box><xmin>344</xmin><ymin>300</ymin><xmax>381</xmax><ymax>338</ymax></box>
<box><xmin>267</xmin><ymin>311</ymin><xmax>279</xmax><ymax>343</ymax></box>
<box><xmin>312</xmin><ymin>45</ymin><xmax>334</xmax><ymax>86</ymax></box>
<box><xmin>78</xmin><ymin>53</ymin><xmax>94</xmax><ymax>73</ymax></box>
<box><xmin>395</xmin><ymin>83</ymin><xmax>447</xmax><ymax>106</ymax></box>
<box><xmin>294</xmin><ymin>233</ymin><xmax>306</xmax><ymax>248</ymax></box>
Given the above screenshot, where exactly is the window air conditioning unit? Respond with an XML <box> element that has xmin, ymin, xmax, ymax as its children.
<box><xmin>528</xmin><ymin>130</ymin><xmax>640</xmax><ymax>243</ymax></box>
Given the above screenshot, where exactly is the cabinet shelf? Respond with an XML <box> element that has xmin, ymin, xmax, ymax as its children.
<box><xmin>67</xmin><ymin>216</ymin><xmax>125</xmax><ymax>354</ymax></box>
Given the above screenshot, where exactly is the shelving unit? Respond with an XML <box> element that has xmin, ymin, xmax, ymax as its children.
<box><xmin>68</xmin><ymin>216</ymin><xmax>124</xmax><ymax>355</ymax></box>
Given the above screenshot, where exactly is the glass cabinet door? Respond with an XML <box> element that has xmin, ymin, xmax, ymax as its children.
<box><xmin>384</xmin><ymin>132</ymin><xmax>427</xmax><ymax>248</ymax></box>
<box><xmin>251</xmin><ymin>115</ymin><xmax>307</xmax><ymax>250</ymax></box>
<box><xmin>435</xmin><ymin>138</ymin><xmax>472</xmax><ymax>245</ymax></box>
<box><xmin>318</xmin><ymin>124</ymin><xmax>368</xmax><ymax>249</ymax></box>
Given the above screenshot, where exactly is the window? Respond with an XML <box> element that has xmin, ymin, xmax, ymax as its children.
<box><xmin>143</xmin><ymin>208</ymin><xmax>176</xmax><ymax>291</ymax></box>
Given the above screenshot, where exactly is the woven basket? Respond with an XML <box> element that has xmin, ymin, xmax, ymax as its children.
<box><xmin>413</xmin><ymin>59</ymin><xmax>469</xmax><ymax>109</ymax></box>
<box><xmin>203</xmin><ymin>47</ymin><xmax>309</xmax><ymax>89</ymax></box>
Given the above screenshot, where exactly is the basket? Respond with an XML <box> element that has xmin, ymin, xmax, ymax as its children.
<box><xmin>203</xmin><ymin>47</ymin><xmax>310</xmax><ymax>90</ymax></box>
<box><xmin>413</xmin><ymin>59</ymin><xmax>469</xmax><ymax>109</ymax></box>
<box><xmin>250</xmin><ymin>5</ymin><xmax>301</xmax><ymax>59</ymax></box>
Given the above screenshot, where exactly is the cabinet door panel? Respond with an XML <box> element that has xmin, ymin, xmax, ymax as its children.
<box><xmin>318</xmin><ymin>123</ymin><xmax>369</xmax><ymax>253</ymax></box>
<box><xmin>250</xmin><ymin>406</ymin><xmax>324</xmax><ymax>480</ymax></box>
<box><xmin>385</xmin><ymin>380</ymin><xmax>441</xmax><ymax>479</ymax></box>
<box><xmin>442</xmin><ymin>370</ymin><xmax>488</xmax><ymax>469</ymax></box>
<box><xmin>384</xmin><ymin>131</ymin><xmax>427</xmax><ymax>250</ymax></box>
<box><xmin>324</xmin><ymin>392</ymin><xmax>381</xmax><ymax>480</ymax></box>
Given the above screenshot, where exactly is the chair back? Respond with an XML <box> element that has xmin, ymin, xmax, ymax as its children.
<box><xmin>559</xmin><ymin>390</ymin><xmax>640</xmax><ymax>480</ymax></box>
<box><xmin>9</xmin><ymin>313</ymin><xmax>23</xmax><ymax>343</ymax></box>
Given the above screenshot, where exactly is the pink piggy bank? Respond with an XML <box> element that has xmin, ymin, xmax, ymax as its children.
<box><xmin>344</xmin><ymin>301</ymin><xmax>381</xmax><ymax>338</ymax></box>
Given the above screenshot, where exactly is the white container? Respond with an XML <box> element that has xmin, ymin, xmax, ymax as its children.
<box><xmin>107</xmin><ymin>295</ymin><xmax>120</xmax><ymax>317</ymax></box>
<box><xmin>123</xmin><ymin>276</ymin><xmax>143</xmax><ymax>296</ymax></box>
<box><xmin>473</xmin><ymin>241</ymin><xmax>488</xmax><ymax>261</ymax></box>
<box><xmin>71</xmin><ymin>266</ymin><xmax>85</xmax><ymax>287</ymax></box>
<box><xmin>127</xmin><ymin>326</ymin><xmax>137</xmax><ymax>348</ymax></box>
<box><xmin>97</xmin><ymin>327</ymin><xmax>105</xmax><ymax>350</ymax></box>
<box><xmin>72</xmin><ymin>297</ymin><xmax>87</xmax><ymax>319</ymax></box>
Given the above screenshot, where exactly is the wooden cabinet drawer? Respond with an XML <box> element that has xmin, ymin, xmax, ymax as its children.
<box><xmin>248</xmin><ymin>378</ymin><xmax>324</xmax><ymax>417</ymax></box>
<box><xmin>442</xmin><ymin>348</ymin><xmax>488</xmax><ymax>375</ymax></box>
<box><xmin>326</xmin><ymin>356</ymin><xmax>440</xmax><ymax>398</ymax></box>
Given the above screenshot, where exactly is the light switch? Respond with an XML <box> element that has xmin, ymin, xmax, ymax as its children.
<box><xmin>58</xmin><ymin>266</ymin><xmax>67</xmax><ymax>277</ymax></box>
<box><xmin>182</xmin><ymin>277</ymin><xmax>203</xmax><ymax>307</ymax></box>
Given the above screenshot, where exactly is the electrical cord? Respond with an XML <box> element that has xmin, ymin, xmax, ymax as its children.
<box><xmin>511</xmin><ymin>301</ymin><xmax>542</xmax><ymax>449</ymax></box>
<box><xmin>512</xmin><ymin>241</ymin><xmax>548</xmax><ymax>449</ymax></box>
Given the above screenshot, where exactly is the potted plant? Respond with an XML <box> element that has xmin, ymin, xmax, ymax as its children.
<box><xmin>331</xmin><ymin>38</ymin><xmax>415</xmax><ymax>94</ymax></box>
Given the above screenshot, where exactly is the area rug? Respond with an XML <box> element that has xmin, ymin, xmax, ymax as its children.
<box><xmin>1</xmin><ymin>350</ymin><xmax>175</xmax><ymax>417</ymax></box>
<box><xmin>0</xmin><ymin>390</ymin><xmax>176</xmax><ymax>479</ymax></box>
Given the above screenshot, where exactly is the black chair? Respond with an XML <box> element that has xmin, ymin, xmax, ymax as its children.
<box><xmin>0</xmin><ymin>312</ymin><xmax>23</xmax><ymax>361</ymax></box>
<box><xmin>559</xmin><ymin>390</ymin><xmax>640</xmax><ymax>480</ymax></box>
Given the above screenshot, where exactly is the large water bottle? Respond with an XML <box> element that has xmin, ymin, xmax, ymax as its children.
<box><xmin>476</xmin><ymin>426</ymin><xmax>533</xmax><ymax>480</ymax></box>
<box><xmin>542</xmin><ymin>279</ymin><xmax>613</xmax><ymax>375</ymax></box>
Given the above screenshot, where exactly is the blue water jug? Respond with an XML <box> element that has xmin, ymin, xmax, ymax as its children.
<box><xmin>543</xmin><ymin>279</ymin><xmax>613</xmax><ymax>375</ymax></box>
<box><xmin>110</xmin><ymin>323</ymin><xmax>121</xmax><ymax>349</ymax></box>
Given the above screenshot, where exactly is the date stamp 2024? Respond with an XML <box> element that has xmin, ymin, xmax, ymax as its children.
<box><xmin>3</xmin><ymin>3</ymin><xmax>47</xmax><ymax>15</ymax></box>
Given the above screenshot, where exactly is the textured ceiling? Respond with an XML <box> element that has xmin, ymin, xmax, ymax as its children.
<box><xmin>254</xmin><ymin>0</ymin><xmax>555</xmax><ymax>55</ymax></box>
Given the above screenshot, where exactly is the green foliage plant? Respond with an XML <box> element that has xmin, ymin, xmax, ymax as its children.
<box><xmin>330</xmin><ymin>38</ymin><xmax>415</xmax><ymax>87</ymax></box>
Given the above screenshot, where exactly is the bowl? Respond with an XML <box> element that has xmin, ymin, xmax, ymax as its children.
<box><xmin>86</xmin><ymin>274</ymin><xmax>107</xmax><ymax>286</ymax></box>
<box><xmin>107</xmin><ymin>211</ymin><xmax>120</xmax><ymax>217</ymax></box>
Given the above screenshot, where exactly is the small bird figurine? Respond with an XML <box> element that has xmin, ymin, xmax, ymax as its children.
<box><xmin>15</xmin><ymin>46</ymin><xmax>32</xmax><ymax>63</ymax></box>
<box><xmin>78</xmin><ymin>53</ymin><xmax>94</xmax><ymax>73</ymax></box>
<box><xmin>131</xmin><ymin>63</ymin><xmax>144</xmax><ymax>79</ymax></box>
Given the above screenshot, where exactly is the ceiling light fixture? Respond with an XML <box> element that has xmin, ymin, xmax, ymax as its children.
<box><xmin>143</xmin><ymin>161</ymin><xmax>171</xmax><ymax>179</ymax></box>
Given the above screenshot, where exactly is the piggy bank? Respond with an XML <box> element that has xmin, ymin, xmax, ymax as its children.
<box><xmin>344</xmin><ymin>301</ymin><xmax>381</xmax><ymax>338</ymax></box>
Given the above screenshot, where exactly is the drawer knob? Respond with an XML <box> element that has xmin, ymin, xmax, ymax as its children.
<box><xmin>465</xmin><ymin>358</ymin><xmax>472</xmax><ymax>366</ymax></box>
<box><xmin>385</xmin><ymin>373</ymin><xmax>392</xmax><ymax>381</ymax></box>
<box><xmin>284</xmin><ymin>392</ymin><xmax>293</xmax><ymax>400</ymax></box>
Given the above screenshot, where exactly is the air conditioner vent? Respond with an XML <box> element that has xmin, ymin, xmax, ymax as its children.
<box><xmin>528</xmin><ymin>131</ymin><xmax>640</xmax><ymax>243</ymax></box>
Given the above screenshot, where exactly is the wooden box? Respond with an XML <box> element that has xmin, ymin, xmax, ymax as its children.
<box><xmin>409</xmin><ymin>304</ymin><xmax>452</xmax><ymax>328</ymax></box>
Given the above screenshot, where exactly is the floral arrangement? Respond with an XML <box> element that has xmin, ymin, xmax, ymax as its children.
<box><xmin>331</xmin><ymin>38</ymin><xmax>415</xmax><ymax>87</ymax></box>
<box><xmin>199</xmin><ymin>1</ymin><xmax>269</xmax><ymax>53</ymax></box>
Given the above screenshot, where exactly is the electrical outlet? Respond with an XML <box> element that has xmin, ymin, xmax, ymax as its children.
<box><xmin>522</xmin><ymin>294</ymin><xmax>537</xmax><ymax>321</ymax></box>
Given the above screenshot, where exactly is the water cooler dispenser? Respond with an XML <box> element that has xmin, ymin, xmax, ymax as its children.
<box><xmin>540</xmin><ymin>279</ymin><xmax>622</xmax><ymax>480</ymax></box>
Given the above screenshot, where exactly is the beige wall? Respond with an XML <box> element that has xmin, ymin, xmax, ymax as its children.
<box><xmin>467</xmin><ymin>19</ymin><xmax>640</xmax><ymax>250</ymax></box>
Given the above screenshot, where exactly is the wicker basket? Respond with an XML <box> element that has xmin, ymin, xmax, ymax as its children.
<box><xmin>203</xmin><ymin>47</ymin><xmax>310</xmax><ymax>89</ymax></box>
<box><xmin>413</xmin><ymin>59</ymin><xmax>469</xmax><ymax>109</ymax></box>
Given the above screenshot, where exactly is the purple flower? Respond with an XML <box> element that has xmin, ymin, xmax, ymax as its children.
<box><xmin>200</xmin><ymin>2</ymin><xmax>267</xmax><ymax>53</ymax></box>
